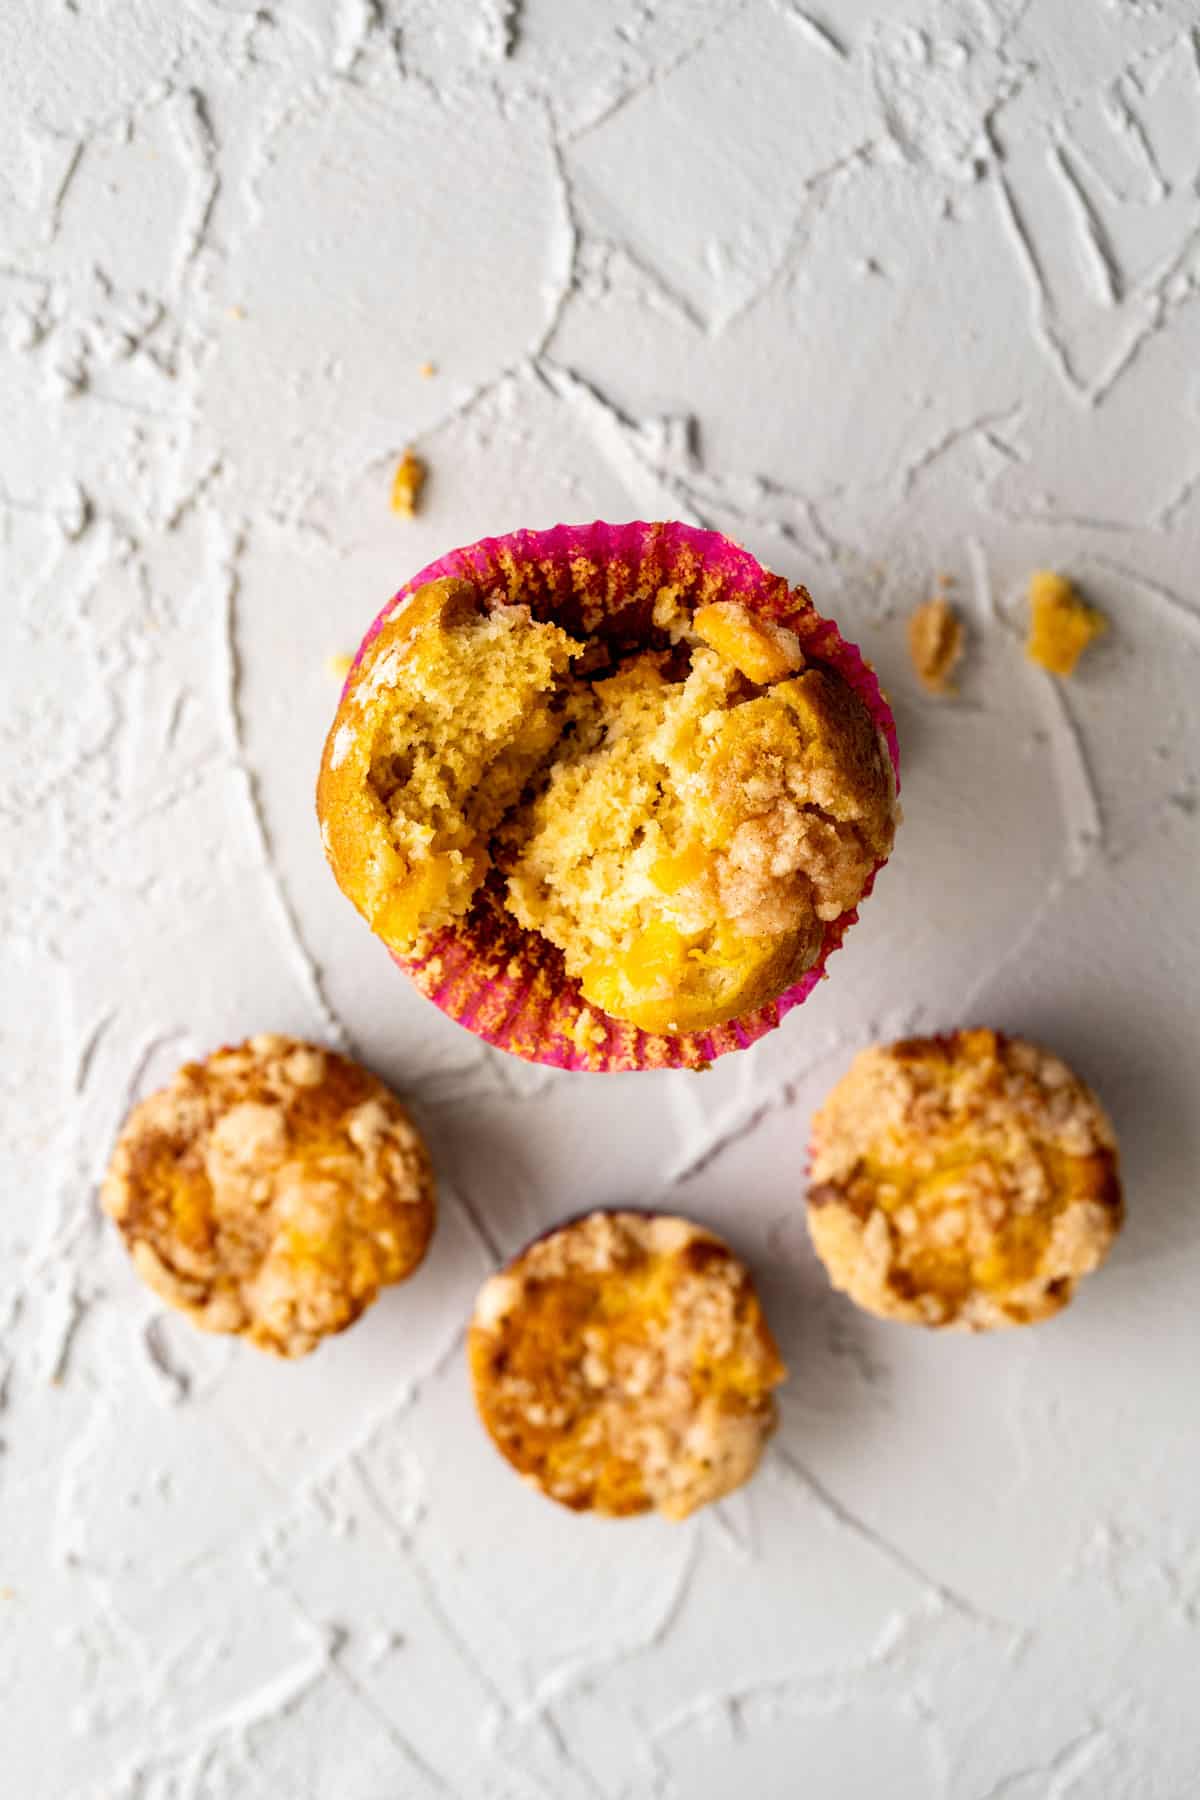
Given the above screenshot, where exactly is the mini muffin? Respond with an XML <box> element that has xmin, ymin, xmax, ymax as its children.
<box><xmin>317</xmin><ymin>522</ymin><xmax>898</xmax><ymax>1069</ymax></box>
<box><xmin>467</xmin><ymin>1211</ymin><xmax>787</xmax><ymax>1519</ymax></box>
<box><xmin>102</xmin><ymin>1034</ymin><xmax>435</xmax><ymax>1357</ymax></box>
<box><xmin>807</xmin><ymin>1030</ymin><xmax>1122</xmax><ymax>1331</ymax></box>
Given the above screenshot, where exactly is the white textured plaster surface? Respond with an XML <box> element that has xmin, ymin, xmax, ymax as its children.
<box><xmin>3</xmin><ymin>2</ymin><xmax>1200</xmax><ymax>1796</ymax></box>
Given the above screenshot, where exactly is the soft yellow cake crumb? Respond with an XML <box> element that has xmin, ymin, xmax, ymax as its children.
<box><xmin>390</xmin><ymin>450</ymin><xmax>427</xmax><ymax>519</ymax></box>
<box><xmin>501</xmin><ymin>647</ymin><xmax>891</xmax><ymax>1033</ymax></box>
<box><xmin>1026</xmin><ymin>570</ymin><xmax>1106</xmax><ymax>676</ymax></box>
<box><xmin>326</xmin><ymin>652</ymin><xmax>353</xmax><ymax>679</ymax></box>
<box><xmin>318</xmin><ymin>578</ymin><xmax>582</xmax><ymax>951</ymax></box>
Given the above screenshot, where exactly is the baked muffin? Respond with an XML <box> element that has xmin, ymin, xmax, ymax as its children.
<box><xmin>102</xmin><ymin>1035</ymin><xmax>435</xmax><ymax>1357</ymax></box>
<box><xmin>807</xmin><ymin>1030</ymin><xmax>1122</xmax><ymax>1330</ymax></box>
<box><xmin>468</xmin><ymin>1211</ymin><xmax>786</xmax><ymax>1519</ymax></box>
<box><xmin>317</xmin><ymin>522</ymin><xmax>898</xmax><ymax>1068</ymax></box>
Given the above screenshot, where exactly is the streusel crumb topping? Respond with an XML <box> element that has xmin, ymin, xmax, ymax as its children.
<box><xmin>808</xmin><ymin>1030</ymin><xmax>1122</xmax><ymax>1331</ymax></box>
<box><xmin>103</xmin><ymin>1034</ymin><xmax>435</xmax><ymax>1357</ymax></box>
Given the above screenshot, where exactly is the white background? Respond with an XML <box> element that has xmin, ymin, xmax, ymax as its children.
<box><xmin>3</xmin><ymin>2</ymin><xmax>1200</xmax><ymax>1796</ymax></box>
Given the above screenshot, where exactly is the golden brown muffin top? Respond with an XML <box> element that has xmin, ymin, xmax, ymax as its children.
<box><xmin>102</xmin><ymin>1034</ymin><xmax>435</xmax><ymax>1357</ymax></box>
<box><xmin>808</xmin><ymin>1029</ymin><xmax>1122</xmax><ymax>1330</ymax></box>
<box><xmin>468</xmin><ymin>1211</ymin><xmax>787</xmax><ymax>1519</ymax></box>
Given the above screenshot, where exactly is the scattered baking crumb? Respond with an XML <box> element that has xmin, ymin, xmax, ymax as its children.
<box><xmin>907</xmin><ymin>594</ymin><xmax>964</xmax><ymax>695</ymax></box>
<box><xmin>390</xmin><ymin>449</ymin><xmax>427</xmax><ymax>518</ymax></box>
<box><xmin>808</xmin><ymin>1029</ymin><xmax>1123</xmax><ymax>1331</ymax></box>
<box><xmin>418</xmin><ymin>361</ymin><xmax>436</xmax><ymax>379</ymax></box>
<box><xmin>227</xmin><ymin>304</ymin><xmax>245</xmax><ymax>321</ymax></box>
<box><xmin>1026</xmin><ymin>570</ymin><xmax>1107</xmax><ymax>676</ymax></box>
<box><xmin>325</xmin><ymin>652</ymin><xmax>353</xmax><ymax>680</ymax></box>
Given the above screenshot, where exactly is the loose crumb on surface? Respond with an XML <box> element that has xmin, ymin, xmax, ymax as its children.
<box><xmin>1025</xmin><ymin>570</ymin><xmax>1107</xmax><ymax>676</ymax></box>
<box><xmin>325</xmin><ymin>652</ymin><xmax>353</xmax><ymax>680</ymax></box>
<box><xmin>390</xmin><ymin>449</ymin><xmax>427</xmax><ymax>518</ymax></box>
<box><xmin>907</xmin><ymin>594</ymin><xmax>964</xmax><ymax>694</ymax></box>
<box><xmin>418</xmin><ymin>361</ymin><xmax>436</xmax><ymax>379</ymax></box>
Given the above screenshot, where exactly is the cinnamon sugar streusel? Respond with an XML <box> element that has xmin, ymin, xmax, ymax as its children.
<box><xmin>807</xmin><ymin>1030</ymin><xmax>1122</xmax><ymax>1330</ymax></box>
<box><xmin>102</xmin><ymin>1035</ymin><xmax>435</xmax><ymax>1357</ymax></box>
<box><xmin>468</xmin><ymin>1212</ymin><xmax>786</xmax><ymax>1519</ymax></box>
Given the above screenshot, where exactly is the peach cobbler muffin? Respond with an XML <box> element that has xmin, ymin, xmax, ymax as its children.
<box><xmin>102</xmin><ymin>1035</ymin><xmax>435</xmax><ymax>1357</ymax></box>
<box><xmin>807</xmin><ymin>1030</ymin><xmax>1123</xmax><ymax>1330</ymax></box>
<box><xmin>317</xmin><ymin>577</ymin><xmax>895</xmax><ymax>1036</ymax></box>
<box><xmin>468</xmin><ymin>1211</ymin><xmax>787</xmax><ymax>1519</ymax></box>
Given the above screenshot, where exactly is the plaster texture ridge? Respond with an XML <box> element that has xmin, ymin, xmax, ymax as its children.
<box><xmin>2</xmin><ymin>2</ymin><xmax>1200</xmax><ymax>1796</ymax></box>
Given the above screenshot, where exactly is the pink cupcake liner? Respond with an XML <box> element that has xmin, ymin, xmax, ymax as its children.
<box><xmin>345</xmin><ymin>521</ymin><xmax>899</xmax><ymax>1073</ymax></box>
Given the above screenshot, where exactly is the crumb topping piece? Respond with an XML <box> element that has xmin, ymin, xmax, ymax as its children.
<box><xmin>317</xmin><ymin>575</ymin><xmax>896</xmax><ymax>1035</ymax></box>
<box><xmin>468</xmin><ymin>1211</ymin><xmax>786</xmax><ymax>1519</ymax></box>
<box><xmin>390</xmin><ymin>449</ymin><xmax>427</xmax><ymax>519</ymax></box>
<box><xmin>1025</xmin><ymin>570</ymin><xmax>1107</xmax><ymax>676</ymax></box>
<box><xmin>102</xmin><ymin>1034</ymin><xmax>435</xmax><ymax>1357</ymax></box>
<box><xmin>907</xmin><ymin>595</ymin><xmax>964</xmax><ymax>694</ymax></box>
<box><xmin>808</xmin><ymin>1030</ymin><xmax>1122</xmax><ymax>1330</ymax></box>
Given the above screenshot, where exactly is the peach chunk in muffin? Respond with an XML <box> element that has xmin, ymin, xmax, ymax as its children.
<box><xmin>468</xmin><ymin>1210</ymin><xmax>787</xmax><ymax>1519</ymax></box>
<box><xmin>807</xmin><ymin>1030</ymin><xmax>1122</xmax><ymax>1330</ymax></box>
<box><xmin>102</xmin><ymin>1034</ymin><xmax>435</xmax><ymax>1357</ymax></box>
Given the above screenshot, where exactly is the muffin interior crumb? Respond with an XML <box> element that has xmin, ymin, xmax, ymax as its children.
<box><xmin>502</xmin><ymin>642</ymin><xmax>892</xmax><ymax>1033</ymax></box>
<box><xmin>326</xmin><ymin>580</ymin><xmax>581</xmax><ymax>946</ymax></box>
<box><xmin>319</xmin><ymin>583</ymin><xmax>896</xmax><ymax>1033</ymax></box>
<box><xmin>468</xmin><ymin>1211</ymin><xmax>786</xmax><ymax>1519</ymax></box>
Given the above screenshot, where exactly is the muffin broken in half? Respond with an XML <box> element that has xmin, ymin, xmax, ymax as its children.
<box><xmin>318</xmin><ymin>578</ymin><xmax>895</xmax><ymax>1037</ymax></box>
